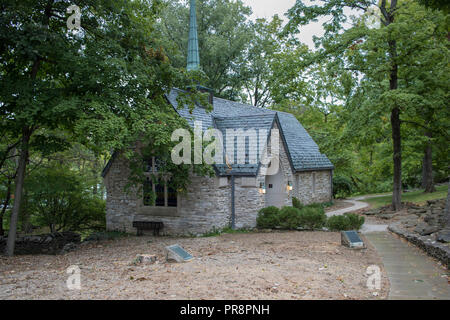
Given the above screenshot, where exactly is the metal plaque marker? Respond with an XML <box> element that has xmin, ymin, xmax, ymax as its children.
<box><xmin>341</xmin><ymin>230</ymin><xmax>364</xmax><ymax>248</ymax></box>
<box><xmin>166</xmin><ymin>244</ymin><xmax>194</xmax><ymax>262</ymax></box>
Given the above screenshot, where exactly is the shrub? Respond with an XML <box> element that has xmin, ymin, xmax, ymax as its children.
<box><xmin>333</xmin><ymin>175</ymin><xmax>353</xmax><ymax>198</ymax></box>
<box><xmin>304</xmin><ymin>203</ymin><xmax>326</xmax><ymax>211</ymax></box>
<box><xmin>292</xmin><ymin>197</ymin><xmax>304</xmax><ymax>210</ymax></box>
<box><xmin>298</xmin><ymin>206</ymin><xmax>327</xmax><ymax>230</ymax></box>
<box><xmin>326</xmin><ymin>213</ymin><xmax>365</xmax><ymax>231</ymax></box>
<box><xmin>25</xmin><ymin>166</ymin><xmax>106</xmax><ymax>233</ymax></box>
<box><xmin>344</xmin><ymin>213</ymin><xmax>365</xmax><ymax>230</ymax></box>
<box><xmin>256</xmin><ymin>206</ymin><xmax>280</xmax><ymax>229</ymax></box>
<box><xmin>278</xmin><ymin>206</ymin><xmax>301</xmax><ymax>229</ymax></box>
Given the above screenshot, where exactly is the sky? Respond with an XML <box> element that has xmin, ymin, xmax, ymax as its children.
<box><xmin>241</xmin><ymin>0</ymin><xmax>359</xmax><ymax>49</ymax></box>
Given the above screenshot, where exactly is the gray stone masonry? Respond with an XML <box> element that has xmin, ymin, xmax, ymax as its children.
<box><xmin>104</xmin><ymin>129</ymin><xmax>332</xmax><ymax>235</ymax></box>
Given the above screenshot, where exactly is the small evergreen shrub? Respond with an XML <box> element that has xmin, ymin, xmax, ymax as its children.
<box><xmin>292</xmin><ymin>197</ymin><xmax>304</xmax><ymax>210</ymax></box>
<box><xmin>298</xmin><ymin>206</ymin><xmax>327</xmax><ymax>230</ymax></box>
<box><xmin>344</xmin><ymin>213</ymin><xmax>365</xmax><ymax>230</ymax></box>
<box><xmin>304</xmin><ymin>203</ymin><xmax>326</xmax><ymax>212</ymax></box>
<box><xmin>326</xmin><ymin>215</ymin><xmax>347</xmax><ymax>231</ymax></box>
<box><xmin>256</xmin><ymin>206</ymin><xmax>280</xmax><ymax>229</ymax></box>
<box><xmin>278</xmin><ymin>206</ymin><xmax>302</xmax><ymax>230</ymax></box>
<box><xmin>326</xmin><ymin>213</ymin><xmax>365</xmax><ymax>231</ymax></box>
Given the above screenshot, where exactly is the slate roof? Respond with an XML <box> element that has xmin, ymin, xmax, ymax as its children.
<box><xmin>166</xmin><ymin>88</ymin><xmax>333</xmax><ymax>176</ymax></box>
<box><xmin>213</xmin><ymin>114</ymin><xmax>276</xmax><ymax>176</ymax></box>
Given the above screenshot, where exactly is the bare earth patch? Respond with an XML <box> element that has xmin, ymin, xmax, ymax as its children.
<box><xmin>0</xmin><ymin>232</ymin><xmax>389</xmax><ymax>300</ymax></box>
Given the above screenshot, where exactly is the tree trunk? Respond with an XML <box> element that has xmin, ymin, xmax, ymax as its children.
<box><xmin>0</xmin><ymin>182</ymin><xmax>12</xmax><ymax>237</ymax></box>
<box><xmin>422</xmin><ymin>131</ymin><xmax>435</xmax><ymax>193</ymax></box>
<box><xmin>421</xmin><ymin>153</ymin><xmax>427</xmax><ymax>188</ymax></box>
<box><xmin>389</xmin><ymin>40</ymin><xmax>402</xmax><ymax>211</ymax></box>
<box><xmin>445</xmin><ymin>181</ymin><xmax>450</xmax><ymax>229</ymax></box>
<box><xmin>391</xmin><ymin>106</ymin><xmax>402</xmax><ymax>210</ymax></box>
<box><xmin>5</xmin><ymin>129</ymin><xmax>31</xmax><ymax>256</ymax></box>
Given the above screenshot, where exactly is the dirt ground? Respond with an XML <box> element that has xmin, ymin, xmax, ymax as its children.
<box><xmin>0</xmin><ymin>231</ymin><xmax>389</xmax><ymax>300</ymax></box>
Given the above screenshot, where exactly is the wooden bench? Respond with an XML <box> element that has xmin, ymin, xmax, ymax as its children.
<box><xmin>132</xmin><ymin>221</ymin><xmax>164</xmax><ymax>236</ymax></box>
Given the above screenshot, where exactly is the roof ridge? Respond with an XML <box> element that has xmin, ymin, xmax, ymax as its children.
<box><xmin>214</xmin><ymin>113</ymin><xmax>275</xmax><ymax>120</ymax></box>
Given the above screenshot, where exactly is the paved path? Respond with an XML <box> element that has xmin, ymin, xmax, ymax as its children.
<box><xmin>326</xmin><ymin>200</ymin><xmax>369</xmax><ymax>217</ymax></box>
<box><xmin>328</xmin><ymin>197</ymin><xmax>449</xmax><ymax>299</ymax></box>
<box><xmin>365</xmin><ymin>232</ymin><xmax>449</xmax><ymax>300</ymax></box>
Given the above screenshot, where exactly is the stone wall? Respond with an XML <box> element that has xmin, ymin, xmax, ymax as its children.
<box><xmin>0</xmin><ymin>232</ymin><xmax>80</xmax><ymax>255</ymax></box>
<box><xmin>157</xmin><ymin>175</ymin><xmax>231</xmax><ymax>235</ymax></box>
<box><xmin>105</xmin><ymin>154</ymin><xmax>232</xmax><ymax>235</ymax></box>
<box><xmin>234</xmin><ymin>176</ymin><xmax>265</xmax><ymax>229</ymax></box>
<box><xmin>295</xmin><ymin>170</ymin><xmax>332</xmax><ymax>205</ymax></box>
<box><xmin>278</xmin><ymin>129</ymin><xmax>295</xmax><ymax>207</ymax></box>
<box><xmin>104</xmin><ymin>130</ymin><xmax>332</xmax><ymax>235</ymax></box>
<box><xmin>389</xmin><ymin>223</ymin><xmax>450</xmax><ymax>269</ymax></box>
<box><xmin>259</xmin><ymin>121</ymin><xmax>295</xmax><ymax>208</ymax></box>
<box><xmin>104</xmin><ymin>154</ymin><xmax>139</xmax><ymax>234</ymax></box>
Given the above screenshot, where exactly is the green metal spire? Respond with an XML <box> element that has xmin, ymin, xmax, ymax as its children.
<box><xmin>187</xmin><ymin>0</ymin><xmax>200</xmax><ymax>71</ymax></box>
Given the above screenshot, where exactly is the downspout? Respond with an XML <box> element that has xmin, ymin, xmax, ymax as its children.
<box><xmin>231</xmin><ymin>175</ymin><xmax>236</xmax><ymax>230</ymax></box>
<box><xmin>330</xmin><ymin>170</ymin><xmax>334</xmax><ymax>203</ymax></box>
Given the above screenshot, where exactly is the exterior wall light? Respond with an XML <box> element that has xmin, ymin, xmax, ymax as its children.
<box><xmin>259</xmin><ymin>182</ymin><xmax>266</xmax><ymax>194</ymax></box>
<box><xmin>287</xmin><ymin>181</ymin><xmax>293</xmax><ymax>191</ymax></box>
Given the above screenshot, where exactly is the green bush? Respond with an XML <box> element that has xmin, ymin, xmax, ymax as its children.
<box><xmin>256</xmin><ymin>206</ymin><xmax>280</xmax><ymax>229</ymax></box>
<box><xmin>326</xmin><ymin>213</ymin><xmax>365</xmax><ymax>231</ymax></box>
<box><xmin>326</xmin><ymin>215</ymin><xmax>347</xmax><ymax>231</ymax></box>
<box><xmin>278</xmin><ymin>206</ymin><xmax>301</xmax><ymax>230</ymax></box>
<box><xmin>292</xmin><ymin>197</ymin><xmax>304</xmax><ymax>210</ymax></box>
<box><xmin>298</xmin><ymin>206</ymin><xmax>327</xmax><ymax>230</ymax></box>
<box><xmin>25</xmin><ymin>166</ymin><xmax>106</xmax><ymax>233</ymax></box>
<box><xmin>344</xmin><ymin>213</ymin><xmax>365</xmax><ymax>230</ymax></box>
<box><xmin>304</xmin><ymin>203</ymin><xmax>325</xmax><ymax>211</ymax></box>
<box><xmin>333</xmin><ymin>175</ymin><xmax>354</xmax><ymax>198</ymax></box>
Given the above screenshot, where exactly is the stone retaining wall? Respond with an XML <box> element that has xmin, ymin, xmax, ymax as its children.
<box><xmin>0</xmin><ymin>232</ymin><xmax>81</xmax><ymax>255</ymax></box>
<box><xmin>389</xmin><ymin>223</ymin><xmax>450</xmax><ymax>269</ymax></box>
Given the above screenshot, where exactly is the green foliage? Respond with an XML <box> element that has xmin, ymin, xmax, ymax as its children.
<box><xmin>156</xmin><ymin>0</ymin><xmax>253</xmax><ymax>100</ymax></box>
<box><xmin>256</xmin><ymin>206</ymin><xmax>281</xmax><ymax>229</ymax></box>
<box><xmin>364</xmin><ymin>184</ymin><xmax>448</xmax><ymax>209</ymax></box>
<box><xmin>297</xmin><ymin>206</ymin><xmax>327</xmax><ymax>230</ymax></box>
<box><xmin>201</xmin><ymin>226</ymin><xmax>252</xmax><ymax>237</ymax></box>
<box><xmin>304</xmin><ymin>203</ymin><xmax>326</xmax><ymax>211</ymax></box>
<box><xmin>257</xmin><ymin>204</ymin><xmax>330</xmax><ymax>230</ymax></box>
<box><xmin>280</xmin><ymin>0</ymin><xmax>450</xmax><ymax>197</ymax></box>
<box><xmin>292</xmin><ymin>197</ymin><xmax>304</xmax><ymax>210</ymax></box>
<box><xmin>278</xmin><ymin>206</ymin><xmax>302</xmax><ymax>230</ymax></box>
<box><xmin>25</xmin><ymin>166</ymin><xmax>105</xmax><ymax>233</ymax></box>
<box><xmin>326</xmin><ymin>214</ymin><xmax>365</xmax><ymax>231</ymax></box>
<box><xmin>333</xmin><ymin>175</ymin><xmax>354</xmax><ymax>199</ymax></box>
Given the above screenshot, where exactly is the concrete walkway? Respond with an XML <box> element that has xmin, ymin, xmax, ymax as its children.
<box><xmin>326</xmin><ymin>199</ymin><xmax>369</xmax><ymax>217</ymax></box>
<box><xmin>365</xmin><ymin>232</ymin><xmax>449</xmax><ymax>300</ymax></box>
<box><xmin>328</xmin><ymin>197</ymin><xmax>449</xmax><ymax>299</ymax></box>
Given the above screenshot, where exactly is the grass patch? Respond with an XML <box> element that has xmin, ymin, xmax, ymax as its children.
<box><xmin>364</xmin><ymin>185</ymin><xmax>448</xmax><ymax>209</ymax></box>
<box><xmin>201</xmin><ymin>226</ymin><xmax>253</xmax><ymax>237</ymax></box>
